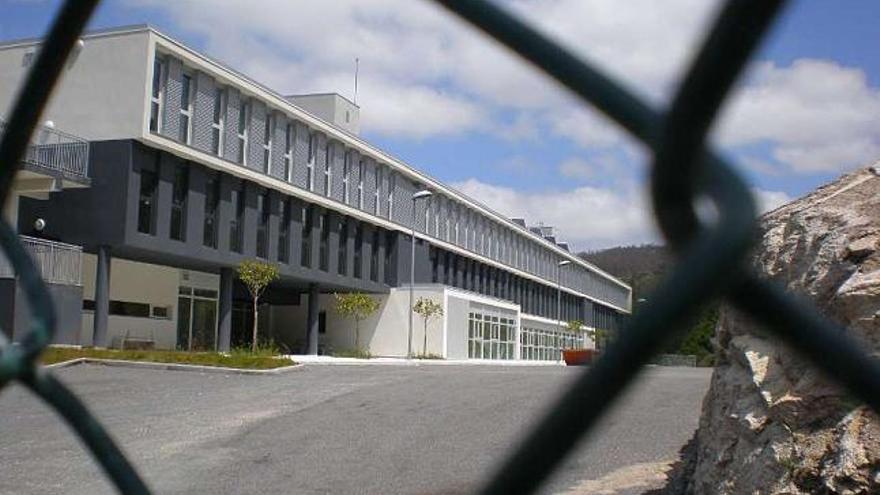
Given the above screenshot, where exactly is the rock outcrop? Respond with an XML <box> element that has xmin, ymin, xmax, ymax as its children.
<box><xmin>687</xmin><ymin>165</ymin><xmax>880</xmax><ymax>494</ymax></box>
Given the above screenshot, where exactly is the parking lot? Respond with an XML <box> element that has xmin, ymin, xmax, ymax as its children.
<box><xmin>0</xmin><ymin>364</ymin><xmax>710</xmax><ymax>494</ymax></box>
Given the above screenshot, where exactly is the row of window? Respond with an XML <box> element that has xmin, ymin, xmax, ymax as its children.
<box><xmin>83</xmin><ymin>299</ymin><xmax>171</xmax><ymax>319</ymax></box>
<box><xmin>136</xmin><ymin>155</ymin><xmax>394</xmax><ymax>283</ymax></box>
<box><xmin>520</xmin><ymin>327</ymin><xmax>585</xmax><ymax>362</ymax></box>
<box><xmin>148</xmin><ymin>54</ymin><xmax>629</xmax><ymax>310</ymax></box>
<box><xmin>431</xmin><ymin>247</ymin><xmax>586</xmax><ymax>321</ymax></box>
<box><xmin>467</xmin><ymin>312</ymin><xmax>518</xmax><ymax>360</ymax></box>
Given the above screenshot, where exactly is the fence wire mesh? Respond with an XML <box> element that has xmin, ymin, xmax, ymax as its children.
<box><xmin>1</xmin><ymin>1</ymin><xmax>879</xmax><ymax>494</ymax></box>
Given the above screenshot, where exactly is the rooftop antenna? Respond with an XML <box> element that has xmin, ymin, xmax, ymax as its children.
<box><xmin>354</xmin><ymin>57</ymin><xmax>359</xmax><ymax>105</ymax></box>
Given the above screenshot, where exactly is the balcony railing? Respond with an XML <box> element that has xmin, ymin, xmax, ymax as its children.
<box><xmin>0</xmin><ymin>118</ymin><xmax>89</xmax><ymax>179</ymax></box>
<box><xmin>0</xmin><ymin>235</ymin><xmax>83</xmax><ymax>286</ymax></box>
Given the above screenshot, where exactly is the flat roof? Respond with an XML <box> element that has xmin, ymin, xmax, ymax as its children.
<box><xmin>0</xmin><ymin>23</ymin><xmax>631</xmax><ymax>296</ymax></box>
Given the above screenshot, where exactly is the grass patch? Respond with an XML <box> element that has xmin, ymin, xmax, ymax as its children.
<box><xmin>40</xmin><ymin>346</ymin><xmax>294</xmax><ymax>370</ymax></box>
<box><xmin>330</xmin><ymin>348</ymin><xmax>372</xmax><ymax>359</ymax></box>
<box><xmin>413</xmin><ymin>353</ymin><xmax>444</xmax><ymax>360</ymax></box>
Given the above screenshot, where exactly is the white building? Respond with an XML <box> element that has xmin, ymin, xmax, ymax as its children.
<box><xmin>0</xmin><ymin>25</ymin><xmax>630</xmax><ymax>360</ymax></box>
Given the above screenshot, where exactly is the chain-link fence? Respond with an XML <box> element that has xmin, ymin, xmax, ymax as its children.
<box><xmin>1</xmin><ymin>1</ymin><xmax>879</xmax><ymax>494</ymax></box>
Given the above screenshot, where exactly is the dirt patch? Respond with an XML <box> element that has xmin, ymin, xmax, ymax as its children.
<box><xmin>559</xmin><ymin>460</ymin><xmax>674</xmax><ymax>495</ymax></box>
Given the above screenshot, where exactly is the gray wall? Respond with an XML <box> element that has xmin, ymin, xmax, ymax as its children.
<box><xmin>0</xmin><ymin>279</ymin><xmax>83</xmax><ymax>345</ymax></box>
<box><xmin>19</xmin><ymin>140</ymin><xmax>398</xmax><ymax>295</ymax></box>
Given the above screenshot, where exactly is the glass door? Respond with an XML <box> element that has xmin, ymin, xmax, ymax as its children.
<box><xmin>191</xmin><ymin>299</ymin><xmax>217</xmax><ymax>351</ymax></box>
<box><xmin>177</xmin><ymin>286</ymin><xmax>219</xmax><ymax>351</ymax></box>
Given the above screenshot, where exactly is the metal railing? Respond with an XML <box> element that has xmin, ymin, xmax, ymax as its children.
<box><xmin>0</xmin><ymin>235</ymin><xmax>82</xmax><ymax>285</ymax></box>
<box><xmin>0</xmin><ymin>1</ymin><xmax>879</xmax><ymax>494</ymax></box>
<box><xmin>0</xmin><ymin>117</ymin><xmax>89</xmax><ymax>179</ymax></box>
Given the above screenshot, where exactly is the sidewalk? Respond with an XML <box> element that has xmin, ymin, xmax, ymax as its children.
<box><xmin>286</xmin><ymin>355</ymin><xmax>566</xmax><ymax>367</ymax></box>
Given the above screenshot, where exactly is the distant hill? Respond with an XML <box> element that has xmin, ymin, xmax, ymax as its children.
<box><xmin>579</xmin><ymin>244</ymin><xmax>671</xmax><ymax>305</ymax></box>
<box><xmin>579</xmin><ymin>243</ymin><xmax>718</xmax><ymax>366</ymax></box>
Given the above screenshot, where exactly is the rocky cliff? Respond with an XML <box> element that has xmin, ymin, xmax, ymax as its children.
<box><xmin>687</xmin><ymin>165</ymin><xmax>880</xmax><ymax>494</ymax></box>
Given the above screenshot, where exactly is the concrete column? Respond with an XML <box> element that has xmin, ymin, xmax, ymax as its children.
<box><xmin>306</xmin><ymin>283</ymin><xmax>319</xmax><ymax>355</ymax></box>
<box><xmin>218</xmin><ymin>267</ymin><xmax>233</xmax><ymax>352</ymax></box>
<box><xmin>93</xmin><ymin>245</ymin><xmax>111</xmax><ymax>348</ymax></box>
<box><xmin>4</xmin><ymin>191</ymin><xmax>19</xmax><ymax>232</ymax></box>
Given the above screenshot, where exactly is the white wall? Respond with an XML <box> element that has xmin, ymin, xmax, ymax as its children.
<box><xmin>80</xmin><ymin>254</ymin><xmax>180</xmax><ymax>349</ymax></box>
<box><xmin>0</xmin><ymin>31</ymin><xmax>150</xmax><ymax>140</ymax></box>
<box><xmin>267</xmin><ymin>287</ymin><xmax>447</xmax><ymax>357</ymax></box>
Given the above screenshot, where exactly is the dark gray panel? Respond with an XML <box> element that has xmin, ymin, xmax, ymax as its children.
<box><xmin>224</xmin><ymin>88</ymin><xmax>241</xmax><ymax>162</ymax></box>
<box><xmin>192</xmin><ymin>71</ymin><xmax>215</xmax><ymax>154</ymax></box>
<box><xmin>248</xmin><ymin>100</ymin><xmax>267</xmax><ymax>173</ymax></box>
<box><xmin>161</xmin><ymin>57</ymin><xmax>182</xmax><ymax>140</ymax></box>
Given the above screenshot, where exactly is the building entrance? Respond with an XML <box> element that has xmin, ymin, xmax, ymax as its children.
<box><xmin>177</xmin><ymin>287</ymin><xmax>218</xmax><ymax>350</ymax></box>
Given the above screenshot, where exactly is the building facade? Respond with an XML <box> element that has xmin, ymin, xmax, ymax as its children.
<box><xmin>0</xmin><ymin>25</ymin><xmax>630</xmax><ymax>359</ymax></box>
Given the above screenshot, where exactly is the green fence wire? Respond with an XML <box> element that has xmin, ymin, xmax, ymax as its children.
<box><xmin>1</xmin><ymin>1</ymin><xmax>879</xmax><ymax>494</ymax></box>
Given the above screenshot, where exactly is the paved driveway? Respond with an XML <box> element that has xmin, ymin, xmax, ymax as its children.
<box><xmin>0</xmin><ymin>364</ymin><xmax>710</xmax><ymax>494</ymax></box>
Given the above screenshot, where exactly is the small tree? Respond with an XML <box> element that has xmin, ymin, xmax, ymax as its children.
<box><xmin>413</xmin><ymin>297</ymin><xmax>444</xmax><ymax>356</ymax></box>
<box><xmin>237</xmin><ymin>260</ymin><xmax>279</xmax><ymax>352</ymax></box>
<box><xmin>587</xmin><ymin>327</ymin><xmax>610</xmax><ymax>350</ymax></box>
<box><xmin>565</xmin><ymin>320</ymin><xmax>584</xmax><ymax>349</ymax></box>
<box><xmin>334</xmin><ymin>292</ymin><xmax>380</xmax><ymax>350</ymax></box>
<box><xmin>566</xmin><ymin>319</ymin><xmax>584</xmax><ymax>333</ymax></box>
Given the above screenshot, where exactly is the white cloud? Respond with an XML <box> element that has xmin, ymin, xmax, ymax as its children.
<box><xmin>452</xmin><ymin>178</ymin><xmax>659</xmax><ymax>250</ymax></box>
<box><xmin>717</xmin><ymin>59</ymin><xmax>880</xmax><ymax>173</ymax></box>
<box><xmin>558</xmin><ymin>157</ymin><xmax>595</xmax><ymax>181</ymax></box>
<box><xmin>127</xmin><ymin>0</ymin><xmax>721</xmax><ymax>141</ymax></box>
<box><xmin>752</xmin><ymin>188</ymin><xmax>793</xmax><ymax>214</ymax></box>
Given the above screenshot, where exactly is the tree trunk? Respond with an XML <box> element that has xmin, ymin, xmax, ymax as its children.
<box><xmin>355</xmin><ymin>319</ymin><xmax>360</xmax><ymax>350</ymax></box>
<box><xmin>252</xmin><ymin>297</ymin><xmax>259</xmax><ymax>353</ymax></box>
<box><xmin>423</xmin><ymin>319</ymin><xmax>428</xmax><ymax>356</ymax></box>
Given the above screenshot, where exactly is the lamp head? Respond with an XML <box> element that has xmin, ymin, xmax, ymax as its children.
<box><xmin>412</xmin><ymin>190</ymin><xmax>433</xmax><ymax>201</ymax></box>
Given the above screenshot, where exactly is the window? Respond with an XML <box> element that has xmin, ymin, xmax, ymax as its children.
<box><xmin>370</xmin><ymin>229</ymin><xmax>380</xmax><ymax>282</ymax></box>
<box><xmin>237</xmin><ymin>101</ymin><xmax>249</xmax><ymax>165</ymax></box>
<box><xmin>357</xmin><ymin>159</ymin><xmax>365</xmax><ymax>209</ymax></box>
<box><xmin>319</xmin><ymin>212</ymin><xmax>330</xmax><ymax>271</ymax></box>
<box><xmin>387</xmin><ymin>173</ymin><xmax>395</xmax><ymax>219</ymax></box>
<box><xmin>256</xmin><ymin>191</ymin><xmax>270</xmax><ymax>258</ymax></box>
<box><xmin>110</xmin><ymin>300</ymin><xmax>151</xmax><ymax>318</ymax></box>
<box><xmin>354</xmin><ymin>223</ymin><xmax>363</xmax><ymax>278</ymax></box>
<box><xmin>212</xmin><ymin>88</ymin><xmax>225</xmax><ymax>156</ymax></box>
<box><xmin>342</xmin><ymin>152</ymin><xmax>351</xmax><ymax>204</ymax></box>
<box><xmin>283</xmin><ymin>123</ymin><xmax>294</xmax><ymax>181</ymax></box>
<box><xmin>262</xmin><ymin>113</ymin><xmax>273</xmax><ymax>173</ymax></box>
<box><xmin>301</xmin><ymin>205</ymin><xmax>313</xmax><ymax>267</ymax></box>
<box><xmin>384</xmin><ymin>231</ymin><xmax>394</xmax><ymax>285</ymax></box>
<box><xmin>338</xmin><ymin>218</ymin><xmax>348</xmax><ymax>275</ymax></box>
<box><xmin>82</xmin><ymin>299</ymin><xmax>152</xmax><ymax>319</ymax></box>
<box><xmin>467</xmin><ymin>312</ymin><xmax>516</xmax><ymax>360</ymax></box>
<box><xmin>278</xmin><ymin>198</ymin><xmax>290</xmax><ymax>262</ymax></box>
<box><xmin>324</xmin><ymin>142</ymin><xmax>332</xmax><ymax>196</ymax></box>
<box><xmin>520</xmin><ymin>326</ymin><xmax>581</xmax><ymax>362</ymax></box>
<box><xmin>307</xmin><ymin>133</ymin><xmax>317</xmax><ymax>190</ymax></box>
<box><xmin>149</xmin><ymin>58</ymin><xmax>165</xmax><ymax>132</ymax></box>
<box><xmin>374</xmin><ymin>166</ymin><xmax>381</xmax><ymax>215</ymax></box>
<box><xmin>179</xmin><ymin>73</ymin><xmax>193</xmax><ymax>144</ymax></box>
<box><xmin>203</xmin><ymin>174</ymin><xmax>219</xmax><ymax>248</ymax></box>
<box><xmin>151</xmin><ymin>306</ymin><xmax>171</xmax><ymax>319</ymax></box>
<box><xmin>137</xmin><ymin>165</ymin><xmax>158</xmax><ymax>235</ymax></box>
<box><xmin>170</xmin><ymin>164</ymin><xmax>188</xmax><ymax>241</ymax></box>
<box><xmin>229</xmin><ymin>184</ymin><xmax>244</xmax><ymax>253</ymax></box>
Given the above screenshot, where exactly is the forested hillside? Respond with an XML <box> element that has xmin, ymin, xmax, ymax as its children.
<box><xmin>580</xmin><ymin>244</ymin><xmax>718</xmax><ymax>365</ymax></box>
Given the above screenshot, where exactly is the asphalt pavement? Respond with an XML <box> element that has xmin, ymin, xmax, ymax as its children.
<box><xmin>0</xmin><ymin>363</ymin><xmax>711</xmax><ymax>494</ymax></box>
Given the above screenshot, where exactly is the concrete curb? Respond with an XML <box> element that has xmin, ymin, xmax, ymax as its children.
<box><xmin>287</xmin><ymin>355</ymin><xmax>566</xmax><ymax>367</ymax></box>
<box><xmin>44</xmin><ymin>357</ymin><xmax>303</xmax><ymax>375</ymax></box>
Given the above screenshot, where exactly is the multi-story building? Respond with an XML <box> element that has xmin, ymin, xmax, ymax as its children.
<box><xmin>0</xmin><ymin>25</ymin><xmax>630</xmax><ymax>360</ymax></box>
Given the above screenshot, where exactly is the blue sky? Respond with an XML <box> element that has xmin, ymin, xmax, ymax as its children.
<box><xmin>3</xmin><ymin>0</ymin><xmax>879</xmax><ymax>250</ymax></box>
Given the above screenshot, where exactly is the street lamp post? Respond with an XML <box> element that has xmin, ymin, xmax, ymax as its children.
<box><xmin>408</xmin><ymin>189</ymin><xmax>433</xmax><ymax>358</ymax></box>
<box><xmin>557</xmin><ymin>260</ymin><xmax>571</xmax><ymax>361</ymax></box>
